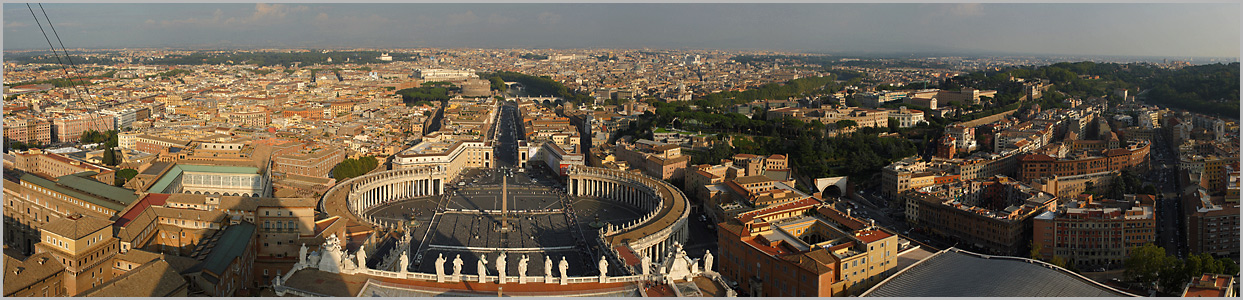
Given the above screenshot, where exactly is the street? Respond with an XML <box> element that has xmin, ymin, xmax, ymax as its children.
<box><xmin>1147</xmin><ymin>134</ymin><xmax>1186</xmax><ymax>258</ymax></box>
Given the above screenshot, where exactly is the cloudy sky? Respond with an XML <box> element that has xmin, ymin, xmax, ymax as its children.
<box><xmin>3</xmin><ymin>3</ymin><xmax>1239</xmax><ymax>58</ymax></box>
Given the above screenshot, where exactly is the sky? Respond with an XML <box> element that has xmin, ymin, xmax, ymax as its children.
<box><xmin>3</xmin><ymin>3</ymin><xmax>1239</xmax><ymax>58</ymax></box>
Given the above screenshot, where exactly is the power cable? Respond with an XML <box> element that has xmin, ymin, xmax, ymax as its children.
<box><xmin>39</xmin><ymin>3</ymin><xmax>92</xmax><ymax>99</ymax></box>
<box><xmin>25</xmin><ymin>3</ymin><xmax>86</xmax><ymax>102</ymax></box>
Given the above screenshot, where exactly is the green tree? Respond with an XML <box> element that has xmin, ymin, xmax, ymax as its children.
<box><xmin>489</xmin><ymin>76</ymin><xmax>506</xmax><ymax>91</ymax></box>
<box><xmin>1050</xmin><ymin>256</ymin><xmax>1069</xmax><ymax>268</ymax></box>
<box><xmin>80</xmin><ymin>130</ymin><xmax>102</xmax><ymax>143</ymax></box>
<box><xmin>102</xmin><ymin>148</ymin><xmax>117</xmax><ymax>166</ymax></box>
<box><xmin>835</xmin><ymin>119</ymin><xmax>858</xmax><ymax>129</ymax></box>
<box><xmin>1030</xmin><ymin>241</ymin><xmax>1045</xmax><ymax>260</ymax></box>
<box><xmin>117</xmin><ymin>168</ymin><xmax>139</xmax><ymax>180</ymax></box>
<box><xmin>1125</xmin><ymin>244</ymin><xmax>1175</xmax><ymax>289</ymax></box>
<box><xmin>104</xmin><ymin>130</ymin><xmax>118</xmax><ymax>149</ymax></box>
<box><xmin>332</xmin><ymin>156</ymin><xmax>381</xmax><ymax>180</ymax></box>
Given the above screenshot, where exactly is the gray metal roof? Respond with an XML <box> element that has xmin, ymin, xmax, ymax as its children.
<box><xmin>200</xmin><ymin>222</ymin><xmax>256</xmax><ymax>283</ymax></box>
<box><xmin>20</xmin><ymin>173</ymin><xmax>135</xmax><ymax>212</ymax></box>
<box><xmin>862</xmin><ymin>248</ymin><xmax>1137</xmax><ymax>297</ymax></box>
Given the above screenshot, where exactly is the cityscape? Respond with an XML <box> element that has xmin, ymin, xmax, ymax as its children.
<box><xmin>1</xmin><ymin>3</ymin><xmax>1239</xmax><ymax>298</ymax></box>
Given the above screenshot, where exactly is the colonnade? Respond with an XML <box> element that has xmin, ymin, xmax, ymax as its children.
<box><xmin>350</xmin><ymin>177</ymin><xmax>443</xmax><ymax>213</ymax></box>
<box><xmin>569</xmin><ymin>177</ymin><xmax>659</xmax><ymax>211</ymax></box>
<box><xmin>340</xmin><ymin>167</ymin><xmax>448</xmax><ymax>218</ymax></box>
<box><xmin>567</xmin><ymin>165</ymin><xmax>689</xmax><ymax>265</ymax></box>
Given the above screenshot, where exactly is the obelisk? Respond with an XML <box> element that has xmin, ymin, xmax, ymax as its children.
<box><xmin>500</xmin><ymin>174</ymin><xmax>512</xmax><ymax>233</ymax></box>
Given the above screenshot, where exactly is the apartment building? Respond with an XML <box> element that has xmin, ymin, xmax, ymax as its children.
<box><xmin>903</xmin><ymin>176</ymin><xmax>1057</xmax><ymax>256</ymax></box>
<box><xmin>52</xmin><ymin>114</ymin><xmax>115</xmax><ymax>143</ymax></box>
<box><xmin>717</xmin><ymin>203</ymin><xmax>900</xmax><ymax>297</ymax></box>
<box><xmin>1032</xmin><ymin>194</ymin><xmax>1157</xmax><ymax>268</ymax></box>
<box><xmin>1182</xmin><ymin>187</ymin><xmax>1240</xmax><ymax>257</ymax></box>
<box><xmin>1017</xmin><ymin>140</ymin><xmax>1150</xmax><ymax>181</ymax></box>
<box><xmin>4</xmin><ymin>116</ymin><xmax>53</xmax><ymax>145</ymax></box>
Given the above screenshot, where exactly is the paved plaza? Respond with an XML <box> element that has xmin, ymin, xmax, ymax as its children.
<box><xmin>361</xmin><ymin>167</ymin><xmax>646</xmax><ymax>277</ymax></box>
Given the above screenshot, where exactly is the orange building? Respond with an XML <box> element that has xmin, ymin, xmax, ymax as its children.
<box><xmin>1032</xmin><ymin>194</ymin><xmax>1156</xmax><ymax>268</ymax></box>
<box><xmin>717</xmin><ymin>202</ymin><xmax>900</xmax><ymax>297</ymax></box>
<box><xmin>1017</xmin><ymin>140</ymin><xmax>1150</xmax><ymax>181</ymax></box>
<box><xmin>33</xmin><ymin>214</ymin><xmax>120</xmax><ymax>296</ymax></box>
<box><xmin>4</xmin><ymin>116</ymin><xmax>53</xmax><ymax>145</ymax></box>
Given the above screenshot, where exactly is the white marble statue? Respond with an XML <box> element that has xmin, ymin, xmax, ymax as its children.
<box><xmin>558</xmin><ymin>256</ymin><xmax>570</xmax><ymax>285</ymax></box>
<box><xmin>704</xmin><ymin>250</ymin><xmax>714</xmax><ymax>272</ymax></box>
<box><xmin>518</xmin><ymin>255</ymin><xmax>529</xmax><ymax>284</ymax></box>
<box><xmin>545</xmin><ymin>256</ymin><xmax>554</xmax><ymax>283</ymax></box>
<box><xmin>357</xmin><ymin>245</ymin><xmax>368</xmax><ymax>271</ymax></box>
<box><xmin>435</xmin><ymin>253</ymin><xmax>447</xmax><ymax>282</ymax></box>
<box><xmin>299</xmin><ymin>243</ymin><xmax>308</xmax><ymax>266</ymax></box>
<box><xmin>398</xmin><ymin>250</ymin><xmax>409</xmax><ymax>273</ymax></box>
<box><xmin>496</xmin><ymin>252</ymin><xmax>508</xmax><ymax>284</ymax></box>
<box><xmin>452</xmin><ymin>254</ymin><xmax>465</xmax><ymax>281</ymax></box>
<box><xmin>478</xmin><ymin>254</ymin><xmax>488</xmax><ymax>283</ymax></box>
<box><xmin>597</xmin><ymin>256</ymin><xmax>609</xmax><ymax>282</ymax></box>
<box><xmin>318</xmin><ymin>234</ymin><xmax>344</xmax><ymax>273</ymax></box>
<box><xmin>641</xmin><ymin>255</ymin><xmax>652</xmax><ymax>276</ymax></box>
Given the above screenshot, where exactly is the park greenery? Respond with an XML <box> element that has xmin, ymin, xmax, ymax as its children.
<box><xmin>946</xmin><ymin>61</ymin><xmax>1239</xmax><ymax>119</ymax></box>
<box><xmin>487</xmin><ymin>76</ymin><xmax>507</xmax><ymax>91</ymax></box>
<box><xmin>1124</xmin><ymin>244</ymin><xmax>1239</xmax><ymax>294</ymax></box>
<box><xmin>479</xmin><ymin>71</ymin><xmax>593</xmax><ymax>104</ymax></box>
<box><xmin>628</xmin><ymin>59</ymin><xmax>1239</xmax><ymax>190</ymax></box>
<box><xmin>333</xmin><ymin>156</ymin><xmax>380</xmax><ymax>180</ymax></box>
<box><xmin>693</xmin><ymin>75</ymin><xmax>851</xmax><ymax>109</ymax></box>
<box><xmin>633</xmin><ymin>99</ymin><xmax>918</xmax><ymax>182</ymax></box>
<box><xmin>394</xmin><ymin>84</ymin><xmax>457</xmax><ymax>105</ymax></box>
<box><xmin>519</xmin><ymin>53</ymin><xmax>549</xmax><ymax>60</ymax></box>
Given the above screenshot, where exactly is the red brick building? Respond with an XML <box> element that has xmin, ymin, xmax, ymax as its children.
<box><xmin>1032</xmin><ymin>194</ymin><xmax>1156</xmax><ymax>268</ymax></box>
<box><xmin>1017</xmin><ymin>140</ymin><xmax>1150</xmax><ymax>181</ymax></box>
